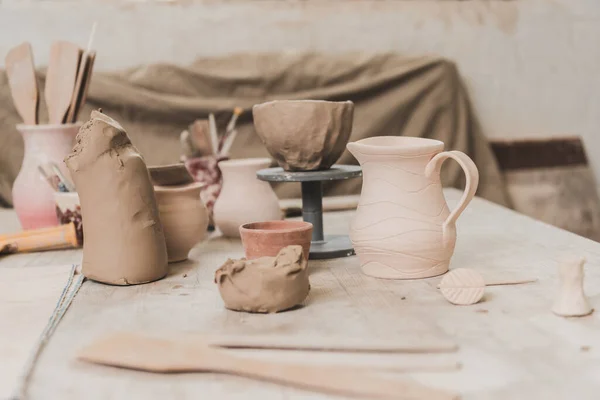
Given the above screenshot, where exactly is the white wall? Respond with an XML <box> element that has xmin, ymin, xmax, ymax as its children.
<box><xmin>2</xmin><ymin>0</ymin><xmax>600</xmax><ymax>176</ymax></box>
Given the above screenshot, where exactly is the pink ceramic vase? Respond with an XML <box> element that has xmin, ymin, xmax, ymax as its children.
<box><xmin>347</xmin><ymin>137</ymin><xmax>479</xmax><ymax>280</ymax></box>
<box><xmin>12</xmin><ymin>123</ymin><xmax>80</xmax><ymax>229</ymax></box>
<box><xmin>213</xmin><ymin>158</ymin><xmax>282</xmax><ymax>238</ymax></box>
<box><xmin>154</xmin><ymin>182</ymin><xmax>209</xmax><ymax>262</ymax></box>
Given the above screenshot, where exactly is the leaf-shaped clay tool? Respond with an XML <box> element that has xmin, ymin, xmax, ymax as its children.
<box><xmin>438</xmin><ymin>268</ymin><xmax>485</xmax><ymax>305</ymax></box>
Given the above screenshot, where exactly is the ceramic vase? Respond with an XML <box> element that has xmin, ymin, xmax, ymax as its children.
<box><xmin>347</xmin><ymin>137</ymin><xmax>479</xmax><ymax>280</ymax></box>
<box><xmin>213</xmin><ymin>158</ymin><xmax>282</xmax><ymax>238</ymax></box>
<box><xmin>154</xmin><ymin>182</ymin><xmax>209</xmax><ymax>262</ymax></box>
<box><xmin>12</xmin><ymin>123</ymin><xmax>80</xmax><ymax>229</ymax></box>
<box><xmin>252</xmin><ymin>100</ymin><xmax>354</xmax><ymax>171</ymax></box>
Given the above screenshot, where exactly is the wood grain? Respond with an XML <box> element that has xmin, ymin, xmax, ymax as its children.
<box><xmin>45</xmin><ymin>42</ymin><xmax>82</xmax><ymax>124</ymax></box>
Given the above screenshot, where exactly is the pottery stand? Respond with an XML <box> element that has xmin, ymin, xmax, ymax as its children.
<box><xmin>257</xmin><ymin>165</ymin><xmax>361</xmax><ymax>259</ymax></box>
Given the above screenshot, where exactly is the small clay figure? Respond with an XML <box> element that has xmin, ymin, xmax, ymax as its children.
<box><xmin>552</xmin><ymin>257</ymin><xmax>594</xmax><ymax>317</ymax></box>
<box><xmin>65</xmin><ymin>110</ymin><xmax>168</xmax><ymax>285</ymax></box>
<box><xmin>214</xmin><ymin>245</ymin><xmax>310</xmax><ymax>313</ymax></box>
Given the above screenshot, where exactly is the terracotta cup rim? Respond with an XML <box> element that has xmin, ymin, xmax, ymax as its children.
<box><xmin>16</xmin><ymin>122</ymin><xmax>82</xmax><ymax>131</ymax></box>
<box><xmin>240</xmin><ymin>220</ymin><xmax>313</xmax><ymax>234</ymax></box>
<box><xmin>218</xmin><ymin>157</ymin><xmax>272</xmax><ymax>168</ymax></box>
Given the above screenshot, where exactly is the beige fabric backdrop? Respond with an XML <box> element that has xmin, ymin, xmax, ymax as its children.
<box><xmin>0</xmin><ymin>53</ymin><xmax>509</xmax><ymax>207</ymax></box>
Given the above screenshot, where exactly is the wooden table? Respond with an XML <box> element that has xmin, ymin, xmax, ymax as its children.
<box><xmin>3</xmin><ymin>189</ymin><xmax>600</xmax><ymax>400</ymax></box>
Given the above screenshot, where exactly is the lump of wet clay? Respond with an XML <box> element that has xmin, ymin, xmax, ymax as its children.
<box><xmin>65</xmin><ymin>110</ymin><xmax>168</xmax><ymax>285</ymax></box>
<box><xmin>215</xmin><ymin>245</ymin><xmax>310</xmax><ymax>313</ymax></box>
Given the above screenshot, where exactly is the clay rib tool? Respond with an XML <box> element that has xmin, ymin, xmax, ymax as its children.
<box><xmin>45</xmin><ymin>41</ymin><xmax>82</xmax><ymax>124</ymax></box>
<box><xmin>196</xmin><ymin>334</ymin><xmax>458</xmax><ymax>353</ymax></box>
<box><xmin>67</xmin><ymin>22</ymin><xmax>97</xmax><ymax>123</ymax></box>
<box><xmin>148</xmin><ymin>164</ymin><xmax>195</xmax><ymax>186</ymax></box>
<box><xmin>78</xmin><ymin>332</ymin><xmax>458</xmax><ymax>400</ymax></box>
<box><xmin>208</xmin><ymin>113</ymin><xmax>219</xmax><ymax>154</ymax></box>
<box><xmin>5</xmin><ymin>42</ymin><xmax>39</xmax><ymax>125</ymax></box>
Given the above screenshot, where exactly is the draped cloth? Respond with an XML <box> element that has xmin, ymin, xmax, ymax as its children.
<box><xmin>0</xmin><ymin>53</ymin><xmax>509</xmax><ymax>207</ymax></box>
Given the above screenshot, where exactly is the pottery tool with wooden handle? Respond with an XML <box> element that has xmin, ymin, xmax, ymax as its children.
<box><xmin>5</xmin><ymin>42</ymin><xmax>39</xmax><ymax>125</ymax></box>
<box><xmin>45</xmin><ymin>41</ymin><xmax>82</xmax><ymax>124</ymax></box>
<box><xmin>78</xmin><ymin>332</ymin><xmax>458</xmax><ymax>400</ymax></box>
<box><xmin>0</xmin><ymin>222</ymin><xmax>80</xmax><ymax>255</ymax></box>
<box><xmin>67</xmin><ymin>23</ymin><xmax>97</xmax><ymax>123</ymax></box>
<box><xmin>196</xmin><ymin>334</ymin><xmax>458</xmax><ymax>353</ymax></box>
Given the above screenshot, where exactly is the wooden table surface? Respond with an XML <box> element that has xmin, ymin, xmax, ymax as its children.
<box><xmin>3</xmin><ymin>189</ymin><xmax>600</xmax><ymax>400</ymax></box>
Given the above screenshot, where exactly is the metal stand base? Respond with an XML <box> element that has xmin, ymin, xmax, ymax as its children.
<box><xmin>257</xmin><ymin>165</ymin><xmax>362</xmax><ymax>260</ymax></box>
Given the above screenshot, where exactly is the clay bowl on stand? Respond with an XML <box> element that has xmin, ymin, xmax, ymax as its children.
<box><xmin>252</xmin><ymin>100</ymin><xmax>354</xmax><ymax>171</ymax></box>
<box><xmin>154</xmin><ymin>182</ymin><xmax>209</xmax><ymax>263</ymax></box>
<box><xmin>240</xmin><ymin>220</ymin><xmax>313</xmax><ymax>260</ymax></box>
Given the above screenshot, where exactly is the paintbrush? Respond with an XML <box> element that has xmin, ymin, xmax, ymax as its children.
<box><xmin>208</xmin><ymin>113</ymin><xmax>219</xmax><ymax>155</ymax></box>
<box><xmin>37</xmin><ymin>165</ymin><xmax>59</xmax><ymax>191</ymax></box>
<box><xmin>49</xmin><ymin>162</ymin><xmax>75</xmax><ymax>192</ymax></box>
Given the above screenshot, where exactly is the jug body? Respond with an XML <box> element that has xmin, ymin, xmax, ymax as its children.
<box><xmin>347</xmin><ymin>136</ymin><xmax>478</xmax><ymax>280</ymax></box>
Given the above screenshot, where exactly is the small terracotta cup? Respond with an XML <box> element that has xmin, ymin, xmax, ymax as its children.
<box><xmin>240</xmin><ymin>220</ymin><xmax>313</xmax><ymax>260</ymax></box>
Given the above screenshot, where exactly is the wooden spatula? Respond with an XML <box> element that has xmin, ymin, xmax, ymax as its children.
<box><xmin>5</xmin><ymin>42</ymin><xmax>39</xmax><ymax>125</ymax></box>
<box><xmin>45</xmin><ymin>41</ymin><xmax>82</xmax><ymax>124</ymax></box>
<box><xmin>78</xmin><ymin>332</ymin><xmax>458</xmax><ymax>400</ymax></box>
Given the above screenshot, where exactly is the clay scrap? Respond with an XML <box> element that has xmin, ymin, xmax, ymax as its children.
<box><xmin>215</xmin><ymin>245</ymin><xmax>310</xmax><ymax>313</ymax></box>
<box><xmin>552</xmin><ymin>257</ymin><xmax>594</xmax><ymax>317</ymax></box>
<box><xmin>65</xmin><ymin>110</ymin><xmax>168</xmax><ymax>285</ymax></box>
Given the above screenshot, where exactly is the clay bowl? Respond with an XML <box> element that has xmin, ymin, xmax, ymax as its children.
<box><xmin>252</xmin><ymin>100</ymin><xmax>354</xmax><ymax>171</ymax></box>
<box><xmin>240</xmin><ymin>220</ymin><xmax>313</xmax><ymax>260</ymax></box>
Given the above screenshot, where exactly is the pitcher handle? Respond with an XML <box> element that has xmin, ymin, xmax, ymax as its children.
<box><xmin>425</xmin><ymin>150</ymin><xmax>479</xmax><ymax>234</ymax></box>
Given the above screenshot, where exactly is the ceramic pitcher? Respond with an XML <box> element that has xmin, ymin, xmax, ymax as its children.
<box><xmin>213</xmin><ymin>158</ymin><xmax>282</xmax><ymax>238</ymax></box>
<box><xmin>12</xmin><ymin>123</ymin><xmax>80</xmax><ymax>229</ymax></box>
<box><xmin>347</xmin><ymin>137</ymin><xmax>479</xmax><ymax>280</ymax></box>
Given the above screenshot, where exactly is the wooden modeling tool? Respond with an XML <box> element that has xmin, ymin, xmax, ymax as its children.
<box><xmin>0</xmin><ymin>223</ymin><xmax>80</xmax><ymax>255</ymax></box>
<box><xmin>67</xmin><ymin>23</ymin><xmax>97</xmax><ymax>123</ymax></box>
<box><xmin>5</xmin><ymin>42</ymin><xmax>39</xmax><ymax>125</ymax></box>
<box><xmin>37</xmin><ymin>165</ymin><xmax>59</xmax><ymax>191</ymax></box>
<box><xmin>45</xmin><ymin>41</ymin><xmax>82</xmax><ymax>124</ymax></box>
<box><xmin>194</xmin><ymin>334</ymin><xmax>458</xmax><ymax>353</ymax></box>
<box><xmin>78</xmin><ymin>332</ymin><xmax>458</xmax><ymax>400</ymax></box>
<box><xmin>208</xmin><ymin>113</ymin><xmax>219</xmax><ymax>155</ymax></box>
<box><xmin>148</xmin><ymin>164</ymin><xmax>195</xmax><ymax>186</ymax></box>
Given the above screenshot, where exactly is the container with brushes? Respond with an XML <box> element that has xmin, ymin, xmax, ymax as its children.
<box><xmin>12</xmin><ymin>123</ymin><xmax>80</xmax><ymax>229</ymax></box>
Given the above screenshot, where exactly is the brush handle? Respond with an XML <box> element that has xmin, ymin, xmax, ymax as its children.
<box><xmin>0</xmin><ymin>223</ymin><xmax>79</xmax><ymax>254</ymax></box>
<box><xmin>213</xmin><ymin>354</ymin><xmax>457</xmax><ymax>400</ymax></box>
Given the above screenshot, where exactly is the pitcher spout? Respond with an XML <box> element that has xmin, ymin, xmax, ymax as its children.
<box><xmin>346</xmin><ymin>142</ymin><xmax>365</xmax><ymax>165</ymax></box>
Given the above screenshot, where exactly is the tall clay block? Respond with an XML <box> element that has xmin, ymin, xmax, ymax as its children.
<box><xmin>65</xmin><ymin>111</ymin><xmax>168</xmax><ymax>285</ymax></box>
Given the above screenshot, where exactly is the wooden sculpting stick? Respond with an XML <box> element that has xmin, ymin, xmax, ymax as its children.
<box><xmin>45</xmin><ymin>41</ymin><xmax>82</xmax><ymax>124</ymax></box>
<box><xmin>197</xmin><ymin>334</ymin><xmax>458</xmax><ymax>353</ymax></box>
<box><xmin>5</xmin><ymin>42</ymin><xmax>39</xmax><ymax>125</ymax></box>
<box><xmin>78</xmin><ymin>332</ymin><xmax>458</xmax><ymax>400</ymax></box>
<box><xmin>67</xmin><ymin>23</ymin><xmax>96</xmax><ymax>122</ymax></box>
